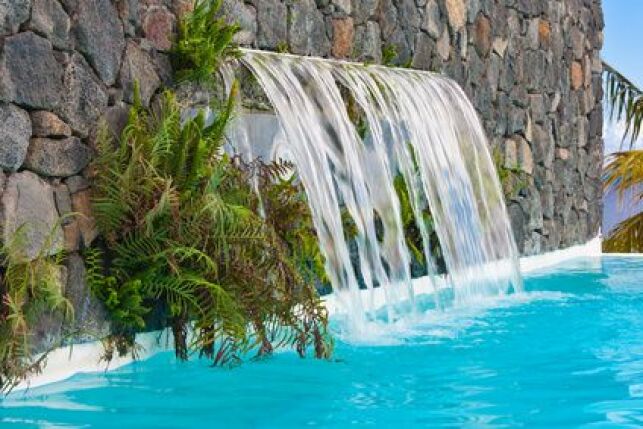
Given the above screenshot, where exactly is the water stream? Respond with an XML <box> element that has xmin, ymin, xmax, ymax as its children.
<box><xmin>235</xmin><ymin>50</ymin><xmax>522</xmax><ymax>335</ymax></box>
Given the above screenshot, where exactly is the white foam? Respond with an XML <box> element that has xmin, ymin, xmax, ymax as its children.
<box><xmin>11</xmin><ymin>330</ymin><xmax>174</xmax><ymax>393</ymax></box>
<box><xmin>10</xmin><ymin>235</ymin><xmax>632</xmax><ymax>392</ymax></box>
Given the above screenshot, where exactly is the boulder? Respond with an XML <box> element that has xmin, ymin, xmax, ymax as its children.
<box><xmin>397</xmin><ymin>0</ymin><xmax>420</xmax><ymax>31</ymax></box>
<box><xmin>58</xmin><ymin>53</ymin><xmax>109</xmax><ymax>137</ymax></box>
<box><xmin>71</xmin><ymin>0</ymin><xmax>125</xmax><ymax>85</ymax></box>
<box><xmin>119</xmin><ymin>41</ymin><xmax>161</xmax><ymax>107</ymax></box>
<box><xmin>332</xmin><ymin>0</ymin><xmax>351</xmax><ymax>15</ymax></box>
<box><xmin>353</xmin><ymin>0</ymin><xmax>379</xmax><ymax>25</ymax></box>
<box><xmin>0</xmin><ymin>103</ymin><xmax>31</xmax><ymax>171</ymax></box>
<box><xmin>0</xmin><ymin>32</ymin><xmax>64</xmax><ymax>110</ymax></box>
<box><xmin>256</xmin><ymin>0</ymin><xmax>287</xmax><ymax>49</ymax></box>
<box><xmin>422</xmin><ymin>0</ymin><xmax>442</xmax><ymax>39</ymax></box>
<box><xmin>412</xmin><ymin>33</ymin><xmax>434</xmax><ymax>70</ymax></box>
<box><xmin>24</xmin><ymin>137</ymin><xmax>93</xmax><ymax>177</ymax></box>
<box><xmin>98</xmin><ymin>103</ymin><xmax>131</xmax><ymax>141</ymax></box>
<box><xmin>377</xmin><ymin>0</ymin><xmax>397</xmax><ymax>40</ymax></box>
<box><xmin>473</xmin><ymin>14</ymin><xmax>491</xmax><ymax>57</ymax></box>
<box><xmin>54</xmin><ymin>183</ymin><xmax>73</xmax><ymax>224</ymax></box>
<box><xmin>571</xmin><ymin>61</ymin><xmax>583</xmax><ymax>90</ymax></box>
<box><xmin>28</xmin><ymin>0</ymin><xmax>72</xmax><ymax>49</ymax></box>
<box><xmin>288</xmin><ymin>0</ymin><xmax>330</xmax><ymax>56</ymax></box>
<box><xmin>354</xmin><ymin>22</ymin><xmax>382</xmax><ymax>63</ymax></box>
<box><xmin>70</xmin><ymin>189</ymin><xmax>98</xmax><ymax>247</ymax></box>
<box><xmin>220</xmin><ymin>0</ymin><xmax>257</xmax><ymax>46</ymax></box>
<box><xmin>436</xmin><ymin>28</ymin><xmax>451</xmax><ymax>61</ymax></box>
<box><xmin>1</xmin><ymin>171</ymin><xmax>64</xmax><ymax>260</ymax></box>
<box><xmin>142</xmin><ymin>6</ymin><xmax>176</xmax><ymax>51</ymax></box>
<box><xmin>445</xmin><ymin>0</ymin><xmax>466</xmax><ymax>30</ymax></box>
<box><xmin>0</xmin><ymin>0</ymin><xmax>30</xmax><ymax>35</ymax></box>
<box><xmin>65</xmin><ymin>175</ymin><xmax>90</xmax><ymax>194</ymax></box>
<box><xmin>331</xmin><ymin>18</ymin><xmax>355</xmax><ymax>58</ymax></box>
<box><xmin>31</xmin><ymin>111</ymin><xmax>72</xmax><ymax>138</ymax></box>
<box><xmin>65</xmin><ymin>253</ymin><xmax>111</xmax><ymax>342</ymax></box>
<box><xmin>115</xmin><ymin>0</ymin><xmax>140</xmax><ymax>37</ymax></box>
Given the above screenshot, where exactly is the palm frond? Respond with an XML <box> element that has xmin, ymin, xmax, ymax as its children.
<box><xmin>604</xmin><ymin>61</ymin><xmax>643</xmax><ymax>147</ymax></box>
<box><xmin>604</xmin><ymin>212</ymin><xmax>643</xmax><ymax>253</ymax></box>
<box><xmin>604</xmin><ymin>150</ymin><xmax>643</xmax><ymax>201</ymax></box>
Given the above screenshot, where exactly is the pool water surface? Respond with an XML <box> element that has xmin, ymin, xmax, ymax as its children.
<box><xmin>1</xmin><ymin>257</ymin><xmax>642</xmax><ymax>428</ymax></box>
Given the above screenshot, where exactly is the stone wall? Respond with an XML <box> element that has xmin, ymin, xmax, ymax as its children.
<box><xmin>0</xmin><ymin>0</ymin><xmax>188</xmax><ymax>347</ymax></box>
<box><xmin>0</xmin><ymin>0</ymin><xmax>604</xmax><ymax>310</ymax></box>
<box><xmin>222</xmin><ymin>0</ymin><xmax>605</xmax><ymax>255</ymax></box>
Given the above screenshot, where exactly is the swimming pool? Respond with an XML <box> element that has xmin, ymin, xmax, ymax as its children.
<box><xmin>1</xmin><ymin>256</ymin><xmax>642</xmax><ymax>428</ymax></box>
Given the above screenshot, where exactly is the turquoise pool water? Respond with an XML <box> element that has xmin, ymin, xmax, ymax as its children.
<box><xmin>1</xmin><ymin>257</ymin><xmax>642</xmax><ymax>428</ymax></box>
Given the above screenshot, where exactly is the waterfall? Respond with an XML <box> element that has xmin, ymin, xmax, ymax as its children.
<box><xmin>237</xmin><ymin>50</ymin><xmax>523</xmax><ymax>335</ymax></box>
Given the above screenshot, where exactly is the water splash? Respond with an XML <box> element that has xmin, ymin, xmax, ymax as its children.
<box><xmin>239</xmin><ymin>50</ymin><xmax>522</xmax><ymax>334</ymax></box>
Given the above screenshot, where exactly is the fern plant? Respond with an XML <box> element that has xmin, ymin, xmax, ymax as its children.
<box><xmin>89</xmin><ymin>86</ymin><xmax>332</xmax><ymax>365</ymax></box>
<box><xmin>172</xmin><ymin>0</ymin><xmax>241</xmax><ymax>87</ymax></box>
<box><xmin>0</xmin><ymin>225</ymin><xmax>72</xmax><ymax>393</ymax></box>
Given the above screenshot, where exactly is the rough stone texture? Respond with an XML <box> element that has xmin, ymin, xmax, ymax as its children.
<box><xmin>332</xmin><ymin>18</ymin><xmax>355</xmax><ymax>58</ymax></box>
<box><xmin>222</xmin><ymin>0</ymin><xmax>605</xmax><ymax>255</ymax></box>
<box><xmin>119</xmin><ymin>41</ymin><xmax>162</xmax><ymax>107</ymax></box>
<box><xmin>473</xmin><ymin>14</ymin><xmax>491</xmax><ymax>57</ymax></box>
<box><xmin>445</xmin><ymin>0</ymin><xmax>466</xmax><ymax>30</ymax></box>
<box><xmin>0</xmin><ymin>32</ymin><xmax>64</xmax><ymax>110</ymax></box>
<box><xmin>256</xmin><ymin>0</ymin><xmax>287</xmax><ymax>49</ymax></box>
<box><xmin>288</xmin><ymin>0</ymin><xmax>329</xmax><ymax>56</ymax></box>
<box><xmin>0</xmin><ymin>103</ymin><xmax>31</xmax><ymax>171</ymax></box>
<box><xmin>58</xmin><ymin>53</ymin><xmax>109</xmax><ymax>138</ymax></box>
<box><xmin>64</xmin><ymin>253</ymin><xmax>111</xmax><ymax>341</ymax></box>
<box><xmin>24</xmin><ymin>137</ymin><xmax>92</xmax><ymax>177</ymax></box>
<box><xmin>70</xmin><ymin>189</ymin><xmax>98</xmax><ymax>248</ymax></box>
<box><xmin>220</xmin><ymin>0</ymin><xmax>257</xmax><ymax>46</ymax></box>
<box><xmin>142</xmin><ymin>6</ymin><xmax>176</xmax><ymax>51</ymax></box>
<box><xmin>99</xmin><ymin>103</ymin><xmax>130</xmax><ymax>140</ymax></box>
<box><xmin>31</xmin><ymin>111</ymin><xmax>72</xmax><ymax>138</ymax></box>
<box><xmin>28</xmin><ymin>0</ymin><xmax>71</xmax><ymax>50</ymax></box>
<box><xmin>69</xmin><ymin>0</ymin><xmax>126</xmax><ymax>85</ymax></box>
<box><xmin>1</xmin><ymin>171</ymin><xmax>64</xmax><ymax>260</ymax></box>
<box><xmin>65</xmin><ymin>175</ymin><xmax>90</xmax><ymax>194</ymax></box>
<box><xmin>31</xmin><ymin>253</ymin><xmax>111</xmax><ymax>352</ymax></box>
<box><xmin>0</xmin><ymin>0</ymin><xmax>30</xmax><ymax>36</ymax></box>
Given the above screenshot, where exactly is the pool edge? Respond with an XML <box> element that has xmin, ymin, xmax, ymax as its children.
<box><xmin>12</xmin><ymin>235</ymin><xmax>639</xmax><ymax>393</ymax></box>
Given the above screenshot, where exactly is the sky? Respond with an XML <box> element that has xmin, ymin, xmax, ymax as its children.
<box><xmin>602</xmin><ymin>0</ymin><xmax>643</xmax><ymax>154</ymax></box>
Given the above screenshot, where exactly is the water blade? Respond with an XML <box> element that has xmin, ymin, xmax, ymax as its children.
<box><xmin>240</xmin><ymin>50</ymin><xmax>522</xmax><ymax>336</ymax></box>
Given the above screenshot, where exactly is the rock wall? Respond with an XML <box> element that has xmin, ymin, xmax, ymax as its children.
<box><xmin>0</xmin><ymin>0</ymin><xmax>187</xmax><ymax>348</ymax></box>
<box><xmin>222</xmin><ymin>0</ymin><xmax>605</xmax><ymax>255</ymax></box>
<box><xmin>0</xmin><ymin>0</ymin><xmax>604</xmax><ymax>319</ymax></box>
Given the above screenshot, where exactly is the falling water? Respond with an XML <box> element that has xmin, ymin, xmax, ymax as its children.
<box><xmin>237</xmin><ymin>50</ymin><xmax>522</xmax><ymax>335</ymax></box>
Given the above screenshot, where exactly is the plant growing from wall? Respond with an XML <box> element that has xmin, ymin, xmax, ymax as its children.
<box><xmin>493</xmin><ymin>146</ymin><xmax>528</xmax><ymax>199</ymax></box>
<box><xmin>0</xmin><ymin>225</ymin><xmax>72</xmax><ymax>393</ymax></box>
<box><xmin>89</xmin><ymin>88</ymin><xmax>332</xmax><ymax>364</ymax></box>
<box><xmin>172</xmin><ymin>0</ymin><xmax>241</xmax><ymax>87</ymax></box>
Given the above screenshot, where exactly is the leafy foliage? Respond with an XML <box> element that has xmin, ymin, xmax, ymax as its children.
<box><xmin>382</xmin><ymin>44</ymin><xmax>398</xmax><ymax>67</ymax></box>
<box><xmin>603</xmin><ymin>150</ymin><xmax>643</xmax><ymax>252</ymax></box>
<box><xmin>172</xmin><ymin>0</ymin><xmax>241</xmax><ymax>87</ymax></box>
<box><xmin>604</xmin><ymin>61</ymin><xmax>643</xmax><ymax>147</ymax></box>
<box><xmin>393</xmin><ymin>174</ymin><xmax>443</xmax><ymax>274</ymax></box>
<box><xmin>493</xmin><ymin>146</ymin><xmax>528</xmax><ymax>199</ymax></box>
<box><xmin>0</xmin><ymin>225</ymin><xmax>72</xmax><ymax>393</ymax></box>
<box><xmin>89</xmin><ymin>89</ymin><xmax>332</xmax><ymax>365</ymax></box>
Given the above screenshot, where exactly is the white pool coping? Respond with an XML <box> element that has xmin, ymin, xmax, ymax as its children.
<box><xmin>10</xmin><ymin>236</ymin><xmax>640</xmax><ymax>394</ymax></box>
